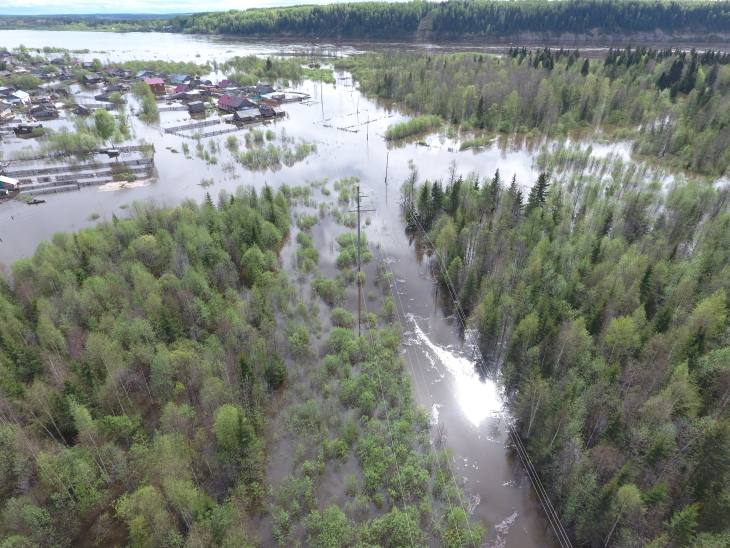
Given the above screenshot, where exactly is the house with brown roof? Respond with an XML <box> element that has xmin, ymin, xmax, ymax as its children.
<box><xmin>83</xmin><ymin>73</ymin><xmax>104</xmax><ymax>85</ymax></box>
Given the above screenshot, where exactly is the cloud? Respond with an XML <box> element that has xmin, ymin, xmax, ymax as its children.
<box><xmin>1</xmin><ymin>0</ymin><xmax>383</xmax><ymax>15</ymax></box>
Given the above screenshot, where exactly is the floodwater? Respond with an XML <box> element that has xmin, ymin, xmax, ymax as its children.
<box><xmin>0</xmin><ymin>30</ymin><xmax>651</xmax><ymax>547</ymax></box>
<box><xmin>1</xmin><ymin>29</ymin><xmax>728</xmax><ymax>64</ymax></box>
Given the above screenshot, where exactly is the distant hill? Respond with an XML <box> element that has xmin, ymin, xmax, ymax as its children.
<box><xmin>3</xmin><ymin>1</ymin><xmax>730</xmax><ymax>42</ymax></box>
<box><xmin>0</xmin><ymin>14</ymin><xmax>169</xmax><ymax>31</ymax></box>
<box><xmin>166</xmin><ymin>0</ymin><xmax>730</xmax><ymax>42</ymax></box>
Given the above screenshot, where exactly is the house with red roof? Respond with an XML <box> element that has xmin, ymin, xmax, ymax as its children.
<box><xmin>144</xmin><ymin>78</ymin><xmax>166</xmax><ymax>95</ymax></box>
<box><xmin>217</xmin><ymin>94</ymin><xmax>256</xmax><ymax>112</ymax></box>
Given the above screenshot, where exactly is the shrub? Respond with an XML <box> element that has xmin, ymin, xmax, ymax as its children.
<box><xmin>385</xmin><ymin>115</ymin><xmax>442</xmax><ymax>140</ymax></box>
<box><xmin>330</xmin><ymin>308</ymin><xmax>356</xmax><ymax>329</ymax></box>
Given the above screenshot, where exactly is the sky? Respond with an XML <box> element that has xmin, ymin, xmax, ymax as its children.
<box><xmin>0</xmin><ymin>0</ymin><xmax>393</xmax><ymax>16</ymax></box>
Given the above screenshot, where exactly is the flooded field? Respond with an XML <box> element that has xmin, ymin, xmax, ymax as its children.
<box><xmin>0</xmin><ymin>30</ymin><xmax>660</xmax><ymax>548</ymax></box>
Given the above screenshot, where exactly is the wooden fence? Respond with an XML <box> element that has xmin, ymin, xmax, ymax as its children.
<box><xmin>4</xmin><ymin>158</ymin><xmax>153</xmax><ymax>178</ymax></box>
<box><xmin>163</xmin><ymin>118</ymin><xmax>220</xmax><ymax>134</ymax></box>
<box><xmin>15</xmin><ymin>144</ymin><xmax>153</xmax><ymax>162</ymax></box>
<box><xmin>19</xmin><ymin>184</ymin><xmax>80</xmax><ymax>196</ymax></box>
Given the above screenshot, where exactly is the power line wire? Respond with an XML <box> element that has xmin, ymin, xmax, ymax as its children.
<box><xmin>407</xmin><ymin>208</ymin><xmax>574</xmax><ymax>548</ymax></box>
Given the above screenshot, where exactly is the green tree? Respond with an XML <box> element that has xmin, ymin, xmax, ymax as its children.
<box><xmin>94</xmin><ymin>108</ymin><xmax>117</xmax><ymax>146</ymax></box>
<box><xmin>214</xmin><ymin>404</ymin><xmax>254</xmax><ymax>456</ymax></box>
<box><xmin>526</xmin><ymin>173</ymin><xmax>550</xmax><ymax>214</ymax></box>
<box><xmin>668</xmin><ymin>503</ymin><xmax>700</xmax><ymax>547</ymax></box>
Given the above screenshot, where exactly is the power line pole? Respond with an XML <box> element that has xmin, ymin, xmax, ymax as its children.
<box><xmin>384</xmin><ymin>151</ymin><xmax>389</xmax><ymax>186</ymax></box>
<box><xmin>384</xmin><ymin>151</ymin><xmax>389</xmax><ymax>202</ymax></box>
<box><xmin>349</xmin><ymin>187</ymin><xmax>375</xmax><ymax>338</ymax></box>
<box><xmin>349</xmin><ymin>185</ymin><xmax>375</xmax><ymax>272</ymax></box>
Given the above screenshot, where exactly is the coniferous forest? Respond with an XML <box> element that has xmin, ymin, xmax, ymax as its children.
<box><xmin>167</xmin><ymin>1</ymin><xmax>730</xmax><ymax>40</ymax></box>
<box><xmin>397</xmin><ymin>154</ymin><xmax>730</xmax><ymax>547</ymax></box>
<box><xmin>364</xmin><ymin>47</ymin><xmax>730</xmax><ymax>547</ymax></box>
<box><xmin>2</xmin><ymin>12</ymin><xmax>730</xmax><ymax>547</ymax></box>
<box><xmin>339</xmin><ymin>46</ymin><xmax>730</xmax><ymax>176</ymax></box>
<box><xmin>5</xmin><ymin>1</ymin><xmax>730</xmax><ymax>41</ymax></box>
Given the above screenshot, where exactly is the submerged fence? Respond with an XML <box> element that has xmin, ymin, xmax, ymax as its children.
<box><xmin>163</xmin><ymin>118</ymin><xmax>220</xmax><ymax>134</ymax></box>
<box><xmin>4</xmin><ymin>158</ymin><xmax>153</xmax><ymax>178</ymax></box>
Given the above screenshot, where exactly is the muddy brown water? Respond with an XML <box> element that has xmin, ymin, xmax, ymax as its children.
<box><xmin>0</xmin><ymin>31</ymin><xmax>652</xmax><ymax>547</ymax></box>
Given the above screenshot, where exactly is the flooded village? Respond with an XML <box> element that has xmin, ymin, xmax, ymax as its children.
<box><xmin>0</xmin><ymin>45</ymin><xmax>310</xmax><ymax>202</ymax></box>
<box><xmin>0</xmin><ymin>34</ymin><xmax>573</xmax><ymax>548</ymax></box>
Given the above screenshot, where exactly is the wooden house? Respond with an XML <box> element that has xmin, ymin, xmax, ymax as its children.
<box><xmin>187</xmin><ymin>101</ymin><xmax>205</xmax><ymax>114</ymax></box>
<box><xmin>30</xmin><ymin>106</ymin><xmax>57</xmax><ymax>118</ymax></box>
<box><xmin>233</xmin><ymin>109</ymin><xmax>261</xmax><ymax>122</ymax></box>
<box><xmin>72</xmin><ymin>105</ymin><xmax>90</xmax><ymax>115</ymax></box>
<box><xmin>106</xmin><ymin>67</ymin><xmax>131</xmax><ymax>79</ymax></box>
<box><xmin>169</xmin><ymin>74</ymin><xmax>192</xmax><ymax>85</ymax></box>
<box><xmin>218</xmin><ymin>94</ymin><xmax>257</xmax><ymax>112</ymax></box>
<box><xmin>256</xmin><ymin>83</ymin><xmax>276</xmax><ymax>95</ymax></box>
<box><xmin>7</xmin><ymin>90</ymin><xmax>30</xmax><ymax>105</ymax></box>
<box><xmin>83</xmin><ymin>73</ymin><xmax>103</xmax><ymax>85</ymax></box>
<box><xmin>259</xmin><ymin>104</ymin><xmax>276</xmax><ymax>118</ymax></box>
<box><xmin>13</xmin><ymin>123</ymin><xmax>43</xmax><ymax>135</ymax></box>
<box><xmin>143</xmin><ymin>78</ymin><xmax>166</xmax><ymax>95</ymax></box>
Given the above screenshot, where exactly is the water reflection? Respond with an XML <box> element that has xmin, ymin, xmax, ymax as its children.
<box><xmin>407</xmin><ymin>314</ymin><xmax>503</xmax><ymax>427</ymax></box>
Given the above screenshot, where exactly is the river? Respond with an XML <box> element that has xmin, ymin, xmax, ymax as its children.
<box><xmin>0</xmin><ymin>30</ymin><xmax>647</xmax><ymax>547</ymax></box>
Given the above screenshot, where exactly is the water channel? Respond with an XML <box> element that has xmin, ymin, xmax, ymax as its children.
<box><xmin>0</xmin><ymin>30</ymin><xmax>667</xmax><ymax>547</ymax></box>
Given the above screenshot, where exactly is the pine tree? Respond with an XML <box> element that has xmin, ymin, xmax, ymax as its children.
<box><xmin>581</xmin><ymin>58</ymin><xmax>590</xmax><ymax>76</ymax></box>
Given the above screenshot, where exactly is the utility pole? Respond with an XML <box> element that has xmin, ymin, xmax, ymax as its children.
<box><xmin>384</xmin><ymin>151</ymin><xmax>389</xmax><ymax>202</ymax></box>
<box><xmin>384</xmin><ymin>152</ymin><xmax>389</xmax><ymax>186</ymax></box>
<box><xmin>349</xmin><ymin>186</ymin><xmax>375</xmax><ymax>272</ymax></box>
<box><xmin>349</xmin><ymin>187</ymin><xmax>375</xmax><ymax>338</ymax></box>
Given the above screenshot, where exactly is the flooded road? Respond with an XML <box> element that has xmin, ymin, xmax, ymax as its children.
<box><xmin>0</xmin><ymin>31</ymin><xmax>647</xmax><ymax>547</ymax></box>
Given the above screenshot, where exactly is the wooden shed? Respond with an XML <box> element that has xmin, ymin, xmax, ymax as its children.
<box><xmin>233</xmin><ymin>109</ymin><xmax>261</xmax><ymax>122</ymax></box>
<box><xmin>188</xmin><ymin>101</ymin><xmax>205</xmax><ymax>114</ymax></box>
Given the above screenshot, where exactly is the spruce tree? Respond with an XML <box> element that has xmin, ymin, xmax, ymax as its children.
<box><xmin>581</xmin><ymin>58</ymin><xmax>590</xmax><ymax>76</ymax></box>
<box><xmin>526</xmin><ymin>173</ymin><xmax>550</xmax><ymax>213</ymax></box>
<box><xmin>490</xmin><ymin>169</ymin><xmax>502</xmax><ymax>208</ymax></box>
<box><xmin>431</xmin><ymin>180</ymin><xmax>444</xmax><ymax>218</ymax></box>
